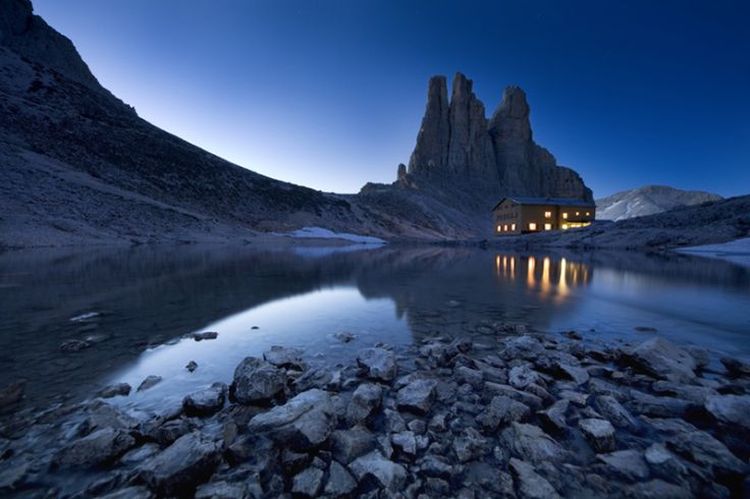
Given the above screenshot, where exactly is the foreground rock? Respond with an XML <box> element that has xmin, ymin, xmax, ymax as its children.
<box><xmin>619</xmin><ymin>337</ymin><xmax>697</xmax><ymax>382</ymax></box>
<box><xmin>247</xmin><ymin>389</ymin><xmax>335</xmax><ymax>451</ymax></box>
<box><xmin>231</xmin><ymin>357</ymin><xmax>286</xmax><ymax>404</ymax></box>
<box><xmin>357</xmin><ymin>347</ymin><xmax>397</xmax><ymax>381</ymax></box>
<box><xmin>138</xmin><ymin>432</ymin><xmax>220</xmax><ymax>496</ymax></box>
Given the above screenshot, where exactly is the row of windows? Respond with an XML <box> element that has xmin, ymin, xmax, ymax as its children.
<box><xmin>497</xmin><ymin>224</ymin><xmax>517</xmax><ymax>232</ymax></box>
<box><xmin>545</xmin><ymin>210</ymin><xmax>591</xmax><ymax>219</ymax></box>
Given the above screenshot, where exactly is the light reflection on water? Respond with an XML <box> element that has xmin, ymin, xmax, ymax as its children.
<box><xmin>0</xmin><ymin>245</ymin><xmax>748</xmax><ymax>412</ymax></box>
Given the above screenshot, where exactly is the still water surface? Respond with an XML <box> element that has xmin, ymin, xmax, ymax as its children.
<box><xmin>1</xmin><ymin>245</ymin><xmax>748</xmax><ymax>414</ymax></box>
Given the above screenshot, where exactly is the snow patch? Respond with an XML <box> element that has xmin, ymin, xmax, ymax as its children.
<box><xmin>677</xmin><ymin>237</ymin><xmax>750</xmax><ymax>268</ymax></box>
<box><xmin>288</xmin><ymin>227</ymin><xmax>385</xmax><ymax>245</ymax></box>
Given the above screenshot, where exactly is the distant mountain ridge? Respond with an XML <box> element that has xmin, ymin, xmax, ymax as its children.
<box><xmin>596</xmin><ymin>185</ymin><xmax>723</xmax><ymax>221</ymax></box>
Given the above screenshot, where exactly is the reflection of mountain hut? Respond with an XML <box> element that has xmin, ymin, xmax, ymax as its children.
<box><xmin>492</xmin><ymin>197</ymin><xmax>596</xmax><ymax>235</ymax></box>
<box><xmin>495</xmin><ymin>254</ymin><xmax>592</xmax><ymax>297</ymax></box>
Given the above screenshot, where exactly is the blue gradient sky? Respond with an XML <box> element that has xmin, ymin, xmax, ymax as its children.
<box><xmin>33</xmin><ymin>0</ymin><xmax>749</xmax><ymax>197</ymax></box>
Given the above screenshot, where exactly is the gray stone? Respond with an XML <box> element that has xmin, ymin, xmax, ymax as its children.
<box><xmin>100</xmin><ymin>487</ymin><xmax>154</xmax><ymax>499</ymax></box>
<box><xmin>346</xmin><ymin>382</ymin><xmax>383</xmax><ymax>425</ymax></box>
<box><xmin>502</xmin><ymin>423</ymin><xmax>566</xmax><ymax>464</ymax></box>
<box><xmin>292</xmin><ymin>466</ymin><xmax>324</xmax><ymax>497</ymax></box>
<box><xmin>263</xmin><ymin>345</ymin><xmax>306</xmax><ymax>371</ymax></box>
<box><xmin>484</xmin><ymin>382</ymin><xmax>543</xmax><ymax>409</ymax></box>
<box><xmin>247</xmin><ymin>389</ymin><xmax>335</xmax><ymax>451</ymax></box>
<box><xmin>553</xmin><ymin>363</ymin><xmax>590</xmax><ymax>386</ymax></box>
<box><xmin>98</xmin><ymin>383</ymin><xmax>131</xmax><ymax>399</ymax></box>
<box><xmin>396</xmin><ymin>379</ymin><xmax>437</xmax><ymax>414</ymax></box>
<box><xmin>137</xmin><ymin>375</ymin><xmax>162</xmax><ymax>392</ymax></box>
<box><xmin>330</xmin><ymin>426</ymin><xmax>376</xmax><ymax>464</ymax></box>
<box><xmin>194</xmin><ymin>481</ymin><xmax>248</xmax><ymax>499</ymax></box>
<box><xmin>622</xmin><ymin>479</ymin><xmax>692</xmax><ymax>499</ymax></box>
<box><xmin>357</xmin><ymin>347</ymin><xmax>397</xmax><ymax>381</ymax></box>
<box><xmin>704</xmin><ymin>394</ymin><xmax>750</xmax><ymax>431</ymax></box>
<box><xmin>231</xmin><ymin>356</ymin><xmax>286</xmax><ymax>404</ymax></box>
<box><xmin>185</xmin><ymin>361</ymin><xmax>198</xmax><ymax>372</ymax></box>
<box><xmin>391</xmin><ymin>430</ymin><xmax>417</xmax><ymax>456</ymax></box>
<box><xmin>192</xmin><ymin>331</ymin><xmax>218</xmax><ymax>341</ymax></box>
<box><xmin>628</xmin><ymin>389</ymin><xmax>691</xmax><ymax>418</ymax></box>
<box><xmin>651</xmin><ymin>380</ymin><xmax>717</xmax><ymax>404</ymax></box>
<box><xmin>54</xmin><ymin>428</ymin><xmax>135</xmax><ymax>468</ymax></box>
<box><xmin>348</xmin><ymin>450</ymin><xmax>408</xmax><ymax>492</ymax></box>
<box><xmin>476</xmin><ymin>395</ymin><xmax>531</xmax><ymax>431</ymax></box>
<box><xmin>502</xmin><ymin>335</ymin><xmax>544</xmax><ymax>360</ymax></box>
<box><xmin>509</xmin><ymin>458</ymin><xmax>561</xmax><ymax>499</ymax></box>
<box><xmin>119</xmin><ymin>443</ymin><xmax>160</xmax><ymax>466</ymax></box>
<box><xmin>644</xmin><ymin>443</ymin><xmax>688</xmax><ymax>481</ymax></box>
<box><xmin>537</xmin><ymin>399</ymin><xmax>569</xmax><ymax>433</ymax></box>
<box><xmin>138</xmin><ymin>432</ymin><xmax>220</xmax><ymax>496</ymax></box>
<box><xmin>183</xmin><ymin>382</ymin><xmax>226</xmax><ymax>417</ymax></box>
<box><xmin>721</xmin><ymin>356</ymin><xmax>750</xmax><ymax>378</ymax></box>
<box><xmin>667</xmin><ymin>430</ymin><xmax>746</xmax><ymax>475</ymax></box>
<box><xmin>620</xmin><ymin>338</ymin><xmax>696</xmax><ymax>382</ymax></box>
<box><xmin>557</xmin><ymin>389</ymin><xmax>589</xmax><ymax>407</ymax></box>
<box><xmin>453</xmin><ymin>427</ymin><xmax>488</xmax><ymax>462</ymax></box>
<box><xmin>455</xmin><ymin>366</ymin><xmax>484</xmax><ymax>388</ymax></box>
<box><xmin>593</xmin><ymin>395</ymin><xmax>640</xmax><ymax>431</ymax></box>
<box><xmin>325</xmin><ymin>461</ymin><xmax>357</xmax><ymax>497</ymax></box>
<box><xmin>509</xmin><ymin>365</ymin><xmax>543</xmax><ymax>389</ymax></box>
<box><xmin>579</xmin><ymin>418</ymin><xmax>616</xmax><ymax>452</ymax></box>
<box><xmin>596</xmin><ymin>450</ymin><xmax>649</xmax><ymax>481</ymax></box>
<box><xmin>334</xmin><ymin>331</ymin><xmax>356</xmax><ymax>343</ymax></box>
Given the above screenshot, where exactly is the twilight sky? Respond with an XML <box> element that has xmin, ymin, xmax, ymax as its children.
<box><xmin>33</xmin><ymin>0</ymin><xmax>749</xmax><ymax>197</ymax></box>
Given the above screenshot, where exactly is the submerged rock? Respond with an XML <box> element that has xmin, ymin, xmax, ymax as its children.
<box><xmin>98</xmin><ymin>383</ymin><xmax>131</xmax><ymax>399</ymax></box>
<box><xmin>247</xmin><ymin>389</ymin><xmax>335</xmax><ymax>451</ymax></box>
<box><xmin>137</xmin><ymin>375</ymin><xmax>163</xmax><ymax>392</ymax></box>
<box><xmin>0</xmin><ymin>381</ymin><xmax>25</xmax><ymax>411</ymax></box>
<box><xmin>185</xmin><ymin>361</ymin><xmax>198</xmax><ymax>372</ymax></box>
<box><xmin>231</xmin><ymin>356</ymin><xmax>286</xmax><ymax>404</ymax></box>
<box><xmin>192</xmin><ymin>331</ymin><xmax>218</xmax><ymax>341</ymax></box>
<box><xmin>357</xmin><ymin>347</ymin><xmax>397</xmax><ymax>381</ymax></box>
<box><xmin>183</xmin><ymin>382</ymin><xmax>226</xmax><ymax>417</ymax></box>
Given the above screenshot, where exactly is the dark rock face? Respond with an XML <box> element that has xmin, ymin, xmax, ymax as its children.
<box><xmin>403</xmin><ymin>72</ymin><xmax>592</xmax><ymax>205</ymax></box>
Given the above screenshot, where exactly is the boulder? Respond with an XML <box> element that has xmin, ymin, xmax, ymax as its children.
<box><xmin>536</xmin><ymin>399</ymin><xmax>569</xmax><ymax>433</ymax></box>
<box><xmin>704</xmin><ymin>394</ymin><xmax>750</xmax><ymax>431</ymax></box>
<box><xmin>348</xmin><ymin>450</ymin><xmax>408</xmax><ymax>492</ymax></box>
<box><xmin>264</xmin><ymin>345</ymin><xmax>306</xmax><ymax>371</ymax></box>
<box><xmin>54</xmin><ymin>428</ymin><xmax>135</xmax><ymax>468</ymax></box>
<box><xmin>502</xmin><ymin>336</ymin><xmax>544</xmax><ymax>360</ymax></box>
<box><xmin>452</xmin><ymin>427</ymin><xmax>488</xmax><ymax>463</ymax></box>
<box><xmin>357</xmin><ymin>348</ymin><xmax>397</xmax><ymax>381</ymax></box>
<box><xmin>292</xmin><ymin>466</ymin><xmax>325</xmax><ymax>497</ymax></box>
<box><xmin>483</xmin><ymin>382</ymin><xmax>543</xmax><ymax>409</ymax></box>
<box><xmin>619</xmin><ymin>338</ymin><xmax>696</xmax><ymax>383</ymax></box>
<box><xmin>231</xmin><ymin>357</ymin><xmax>286</xmax><ymax>404</ymax></box>
<box><xmin>346</xmin><ymin>383</ymin><xmax>383</xmax><ymax>425</ymax></box>
<box><xmin>476</xmin><ymin>395</ymin><xmax>531</xmax><ymax>431</ymax></box>
<box><xmin>396</xmin><ymin>379</ymin><xmax>437</xmax><ymax>415</ymax></box>
<box><xmin>194</xmin><ymin>481</ymin><xmax>248</xmax><ymax>499</ymax></box>
<box><xmin>509</xmin><ymin>365</ymin><xmax>543</xmax><ymax>389</ymax></box>
<box><xmin>192</xmin><ymin>331</ymin><xmax>218</xmax><ymax>341</ymax></box>
<box><xmin>628</xmin><ymin>389</ymin><xmax>691</xmax><ymax>418</ymax></box>
<box><xmin>579</xmin><ymin>418</ymin><xmax>616</xmax><ymax>452</ymax></box>
<box><xmin>247</xmin><ymin>389</ymin><xmax>335</xmax><ymax>451</ymax></box>
<box><xmin>644</xmin><ymin>443</ymin><xmax>688</xmax><ymax>481</ymax></box>
<box><xmin>596</xmin><ymin>450</ymin><xmax>649</xmax><ymax>481</ymax></box>
<box><xmin>667</xmin><ymin>430</ymin><xmax>746</xmax><ymax>476</ymax></box>
<box><xmin>501</xmin><ymin>423</ymin><xmax>566</xmax><ymax>464</ymax></box>
<box><xmin>137</xmin><ymin>375</ymin><xmax>163</xmax><ymax>392</ymax></box>
<box><xmin>138</xmin><ymin>432</ymin><xmax>220</xmax><ymax>496</ymax></box>
<box><xmin>324</xmin><ymin>461</ymin><xmax>357</xmax><ymax>496</ymax></box>
<box><xmin>509</xmin><ymin>458</ymin><xmax>561</xmax><ymax>499</ymax></box>
<box><xmin>391</xmin><ymin>430</ymin><xmax>417</xmax><ymax>456</ymax></box>
<box><xmin>183</xmin><ymin>382</ymin><xmax>226</xmax><ymax>417</ymax></box>
<box><xmin>330</xmin><ymin>426</ymin><xmax>376</xmax><ymax>464</ymax></box>
<box><xmin>720</xmin><ymin>356</ymin><xmax>750</xmax><ymax>378</ymax></box>
<box><xmin>593</xmin><ymin>395</ymin><xmax>640</xmax><ymax>432</ymax></box>
<box><xmin>97</xmin><ymin>383</ymin><xmax>131</xmax><ymax>399</ymax></box>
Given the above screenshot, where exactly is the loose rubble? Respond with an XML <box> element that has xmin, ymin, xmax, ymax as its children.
<box><xmin>1</xmin><ymin>331</ymin><xmax>749</xmax><ymax>497</ymax></box>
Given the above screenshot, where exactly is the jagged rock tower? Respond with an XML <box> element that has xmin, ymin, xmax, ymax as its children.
<box><xmin>400</xmin><ymin>73</ymin><xmax>593</xmax><ymax>203</ymax></box>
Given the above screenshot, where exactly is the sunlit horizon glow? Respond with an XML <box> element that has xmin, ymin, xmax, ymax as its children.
<box><xmin>32</xmin><ymin>0</ymin><xmax>750</xmax><ymax>197</ymax></box>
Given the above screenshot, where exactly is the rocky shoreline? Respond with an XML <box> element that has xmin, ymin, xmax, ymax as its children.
<box><xmin>1</xmin><ymin>329</ymin><xmax>749</xmax><ymax>498</ymax></box>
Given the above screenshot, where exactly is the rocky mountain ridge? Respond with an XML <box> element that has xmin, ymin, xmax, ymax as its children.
<box><xmin>596</xmin><ymin>185</ymin><xmax>723</xmax><ymax>221</ymax></box>
<box><xmin>2</xmin><ymin>0</ymin><xmax>589</xmax><ymax>247</ymax></box>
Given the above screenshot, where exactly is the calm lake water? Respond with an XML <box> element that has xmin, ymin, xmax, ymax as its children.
<box><xmin>1</xmin><ymin>245</ymin><xmax>749</xmax><ymax>415</ymax></box>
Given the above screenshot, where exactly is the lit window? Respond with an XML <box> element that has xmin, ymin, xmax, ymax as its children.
<box><xmin>497</xmin><ymin>225</ymin><xmax>502</xmax><ymax>232</ymax></box>
<box><xmin>576</xmin><ymin>211</ymin><xmax>580</xmax><ymax>216</ymax></box>
<box><xmin>586</xmin><ymin>212</ymin><xmax>590</xmax><ymax>216</ymax></box>
<box><xmin>511</xmin><ymin>224</ymin><xmax>516</xmax><ymax>231</ymax></box>
<box><xmin>528</xmin><ymin>223</ymin><xmax>537</xmax><ymax>231</ymax></box>
<box><xmin>544</xmin><ymin>223</ymin><xmax>552</xmax><ymax>231</ymax></box>
<box><xmin>562</xmin><ymin>213</ymin><xmax>568</xmax><ymax>219</ymax></box>
<box><xmin>504</xmin><ymin>224</ymin><xmax>508</xmax><ymax>232</ymax></box>
<box><xmin>544</xmin><ymin>211</ymin><xmax>552</xmax><ymax>218</ymax></box>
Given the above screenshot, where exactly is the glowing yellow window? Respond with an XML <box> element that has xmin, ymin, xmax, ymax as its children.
<box><xmin>576</xmin><ymin>211</ymin><xmax>580</xmax><ymax>216</ymax></box>
<box><xmin>544</xmin><ymin>223</ymin><xmax>552</xmax><ymax>231</ymax></box>
<box><xmin>586</xmin><ymin>212</ymin><xmax>590</xmax><ymax>216</ymax></box>
<box><xmin>562</xmin><ymin>213</ymin><xmax>568</xmax><ymax>219</ymax></box>
<box><xmin>511</xmin><ymin>223</ymin><xmax>516</xmax><ymax>231</ymax></box>
<box><xmin>503</xmin><ymin>224</ymin><xmax>508</xmax><ymax>232</ymax></box>
<box><xmin>497</xmin><ymin>225</ymin><xmax>502</xmax><ymax>232</ymax></box>
<box><xmin>528</xmin><ymin>223</ymin><xmax>537</xmax><ymax>231</ymax></box>
<box><xmin>544</xmin><ymin>211</ymin><xmax>552</xmax><ymax>219</ymax></box>
<box><xmin>562</xmin><ymin>224</ymin><xmax>569</xmax><ymax>230</ymax></box>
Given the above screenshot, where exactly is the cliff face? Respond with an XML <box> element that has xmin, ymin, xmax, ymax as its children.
<box><xmin>401</xmin><ymin>73</ymin><xmax>592</xmax><ymax>203</ymax></box>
